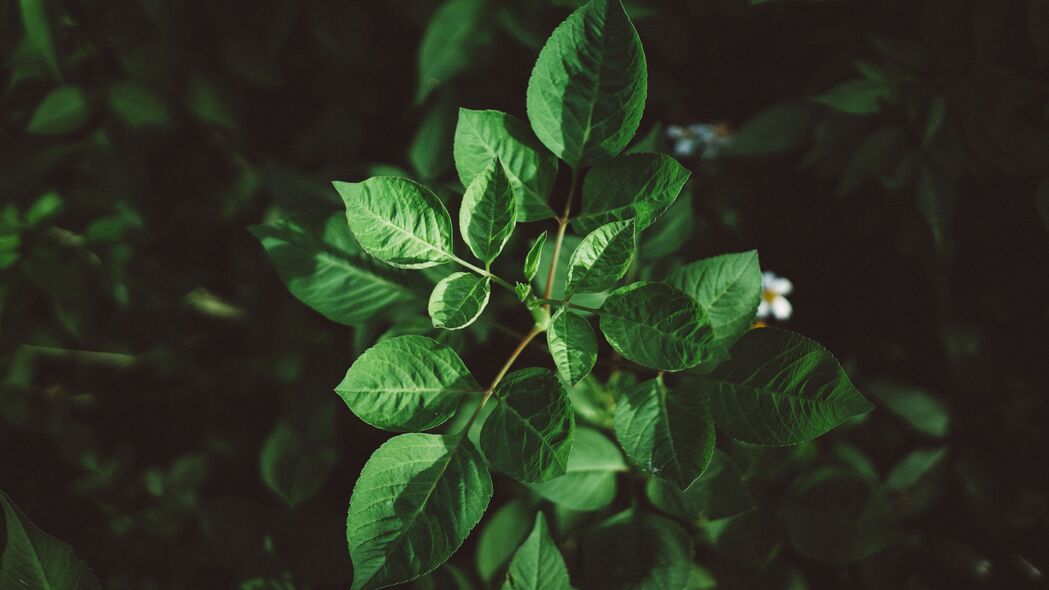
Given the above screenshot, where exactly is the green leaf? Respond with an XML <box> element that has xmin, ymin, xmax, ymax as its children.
<box><xmin>417</xmin><ymin>0</ymin><xmax>492</xmax><ymax>102</ymax></box>
<box><xmin>779</xmin><ymin>468</ymin><xmax>896</xmax><ymax>564</ymax></box>
<box><xmin>412</xmin><ymin>564</ymin><xmax>475</xmax><ymax>590</ymax></box>
<box><xmin>476</xmin><ymin>500</ymin><xmax>533</xmax><ymax>584</ymax></box>
<box><xmin>526</xmin><ymin>0</ymin><xmax>647</xmax><ymax>167</ymax></box>
<box><xmin>523</xmin><ymin>231</ymin><xmax>548</xmax><ymax>281</ymax></box>
<box><xmin>409</xmin><ymin>92</ymin><xmax>457</xmax><ymax>178</ymax></box>
<box><xmin>529</xmin><ymin>427</ymin><xmax>625</xmax><ymax>510</ymax></box>
<box><xmin>837</xmin><ymin>126</ymin><xmax>907</xmax><ymax>195</ymax></box>
<box><xmin>886</xmin><ymin>446</ymin><xmax>948</xmax><ymax>516</ymax></box>
<box><xmin>19</xmin><ymin>0</ymin><xmax>61</xmax><ymax>80</ymax></box>
<box><xmin>460</xmin><ymin>160</ymin><xmax>517</xmax><ymax>265</ymax></box>
<box><xmin>334</xmin><ymin>177</ymin><xmax>454</xmax><ymax>269</ymax></box>
<box><xmin>811</xmin><ymin>78</ymin><xmax>895</xmax><ymax>114</ymax></box>
<box><xmin>335</xmin><ymin>335</ymin><xmax>480</xmax><ymax>432</ymax></box>
<box><xmin>454</xmin><ymin>109</ymin><xmax>557</xmax><ymax>221</ymax></box>
<box><xmin>640</xmin><ymin>192</ymin><xmax>693</xmax><ymax>260</ymax></box>
<box><xmin>251</xmin><ymin>213</ymin><xmax>421</xmax><ymax>326</ymax></box>
<box><xmin>481</xmin><ymin>368</ymin><xmax>574</xmax><ymax>483</ymax></box>
<box><xmin>582</xmin><ymin>508</ymin><xmax>692</xmax><ymax>590</ymax></box>
<box><xmin>697</xmin><ymin>328</ymin><xmax>873</xmax><ymax>446</ymax></box>
<box><xmin>347</xmin><ymin>433</ymin><xmax>493</xmax><ymax>590</ymax></box>
<box><xmin>564</xmin><ymin>220</ymin><xmax>635</xmax><ymax>297</ymax></box>
<box><xmin>573</xmin><ymin>153</ymin><xmax>690</xmax><ymax>235</ymax></box>
<box><xmin>666</xmin><ymin>250</ymin><xmax>762</xmax><ymax>349</ymax></box>
<box><xmin>26</xmin><ymin>86</ymin><xmax>89</xmax><ymax>135</ymax></box>
<box><xmin>599</xmin><ymin>281</ymin><xmax>726</xmax><ymax>371</ymax></box>
<box><xmin>724</xmin><ymin>102</ymin><xmax>813</xmax><ymax>156</ymax></box>
<box><xmin>702</xmin><ymin>508</ymin><xmax>782</xmax><ymax>568</ymax></box>
<box><xmin>0</xmin><ymin>490</ymin><xmax>101</xmax><ymax>590</ymax></box>
<box><xmin>501</xmin><ymin>513</ymin><xmax>571</xmax><ymax>590</ymax></box>
<box><xmin>866</xmin><ymin>381</ymin><xmax>949</xmax><ymax>438</ymax></box>
<box><xmin>645</xmin><ymin>450</ymin><xmax>754</xmax><ymax>521</ymax></box>
<box><xmin>428</xmin><ymin>272</ymin><xmax>491</xmax><ymax>330</ymax></box>
<box><xmin>546</xmin><ymin>309</ymin><xmax>597</xmax><ymax>387</ymax></box>
<box><xmin>259</xmin><ymin>403</ymin><xmax>337</xmax><ymax>509</ymax></box>
<box><xmin>614</xmin><ymin>378</ymin><xmax>715</xmax><ymax>489</ymax></box>
<box><xmin>107</xmin><ymin>81</ymin><xmax>170</xmax><ymax>128</ymax></box>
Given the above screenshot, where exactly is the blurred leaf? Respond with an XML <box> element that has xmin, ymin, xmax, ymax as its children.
<box><xmin>886</xmin><ymin>446</ymin><xmax>949</xmax><ymax>516</ymax></box>
<box><xmin>529</xmin><ymin>427</ymin><xmax>625</xmax><ymax>510</ymax></box>
<box><xmin>812</xmin><ymin>78</ymin><xmax>894</xmax><ymax>114</ymax></box>
<box><xmin>417</xmin><ymin>0</ymin><xmax>493</xmax><ymax>102</ymax></box>
<box><xmin>724</xmin><ymin>103</ymin><xmax>813</xmax><ymax>156</ymax></box>
<box><xmin>640</xmin><ymin>190</ymin><xmax>693</xmax><ymax>260</ymax></box>
<box><xmin>26</xmin><ymin>86</ymin><xmax>88</xmax><ymax>135</ymax></box>
<box><xmin>410</xmin><ymin>93</ymin><xmax>457</xmax><ymax>179</ymax></box>
<box><xmin>412</xmin><ymin>564</ymin><xmax>474</xmax><ymax>590</ymax></box>
<box><xmin>0</xmin><ymin>490</ymin><xmax>101</xmax><ymax>589</ymax></box>
<box><xmin>582</xmin><ymin>508</ymin><xmax>693</xmax><ymax>590</ymax></box>
<box><xmin>702</xmin><ymin>508</ymin><xmax>782</xmax><ymax>569</ymax></box>
<box><xmin>838</xmin><ymin>126</ymin><xmax>906</xmax><ymax>194</ymax></box>
<box><xmin>259</xmin><ymin>402</ymin><xmax>337</xmax><ymax>509</ymax></box>
<box><xmin>866</xmin><ymin>380</ymin><xmax>949</xmax><ymax>437</ymax></box>
<box><xmin>476</xmin><ymin>500</ymin><xmax>533</xmax><ymax>584</ymax></box>
<box><xmin>107</xmin><ymin>81</ymin><xmax>171</xmax><ymax>128</ymax></box>
<box><xmin>646</xmin><ymin>450</ymin><xmax>754</xmax><ymax>520</ymax></box>
<box><xmin>18</xmin><ymin>0</ymin><xmax>61</xmax><ymax>80</ymax></box>
<box><xmin>573</xmin><ymin>153</ymin><xmax>690</xmax><ymax>235</ymax></box>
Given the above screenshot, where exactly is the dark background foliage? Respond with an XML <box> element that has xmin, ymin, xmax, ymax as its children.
<box><xmin>1</xmin><ymin>0</ymin><xmax>1047</xmax><ymax>588</ymax></box>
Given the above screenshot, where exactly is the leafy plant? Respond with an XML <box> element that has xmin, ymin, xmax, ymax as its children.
<box><xmin>255</xmin><ymin>1</ymin><xmax>874</xmax><ymax>588</ymax></box>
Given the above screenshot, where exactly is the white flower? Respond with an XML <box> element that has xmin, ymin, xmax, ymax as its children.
<box><xmin>666</xmin><ymin>123</ymin><xmax>731</xmax><ymax>159</ymax></box>
<box><xmin>757</xmin><ymin>271</ymin><xmax>793</xmax><ymax>321</ymax></box>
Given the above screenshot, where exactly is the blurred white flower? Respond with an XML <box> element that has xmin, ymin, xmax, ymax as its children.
<box><xmin>757</xmin><ymin>271</ymin><xmax>793</xmax><ymax>321</ymax></box>
<box><xmin>666</xmin><ymin>123</ymin><xmax>731</xmax><ymax>159</ymax></box>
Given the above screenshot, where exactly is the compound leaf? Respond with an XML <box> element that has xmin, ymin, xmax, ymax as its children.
<box><xmin>460</xmin><ymin>160</ymin><xmax>517</xmax><ymax>265</ymax></box>
<box><xmin>335</xmin><ymin>335</ymin><xmax>480</xmax><ymax>432</ymax></box>
<box><xmin>564</xmin><ymin>220</ymin><xmax>635</xmax><ymax>297</ymax></box>
<box><xmin>546</xmin><ymin>309</ymin><xmax>597</xmax><ymax>387</ymax></box>
<box><xmin>428</xmin><ymin>272</ymin><xmax>491</xmax><ymax>330</ymax></box>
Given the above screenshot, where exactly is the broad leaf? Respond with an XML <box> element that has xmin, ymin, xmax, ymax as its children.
<box><xmin>564</xmin><ymin>220</ymin><xmax>635</xmax><ymax>297</ymax></box>
<box><xmin>0</xmin><ymin>491</ymin><xmax>100</xmax><ymax>590</ymax></box>
<box><xmin>476</xmin><ymin>500</ymin><xmax>533</xmax><ymax>584</ymax></box>
<box><xmin>645</xmin><ymin>451</ymin><xmax>754</xmax><ymax>521</ymax></box>
<box><xmin>526</xmin><ymin>0</ymin><xmax>647</xmax><ymax>167</ymax></box>
<box><xmin>529</xmin><ymin>427</ymin><xmax>625</xmax><ymax>510</ymax></box>
<box><xmin>259</xmin><ymin>402</ymin><xmax>337</xmax><ymax>509</ymax></box>
<box><xmin>460</xmin><ymin>160</ymin><xmax>517</xmax><ymax>265</ymax></box>
<box><xmin>19</xmin><ymin>0</ymin><xmax>61</xmax><ymax>80</ymax></box>
<box><xmin>599</xmin><ymin>282</ymin><xmax>726</xmax><ymax>371</ymax></box>
<box><xmin>334</xmin><ymin>177</ymin><xmax>454</xmax><ymax>269</ymax></box>
<box><xmin>26</xmin><ymin>86</ymin><xmax>89</xmax><ymax>135</ymax></box>
<box><xmin>335</xmin><ymin>335</ymin><xmax>480</xmax><ymax>431</ymax></box>
<box><xmin>347</xmin><ymin>433</ymin><xmax>493</xmax><ymax>590</ymax></box>
<box><xmin>251</xmin><ymin>213</ymin><xmax>421</xmax><ymax>326</ymax></box>
<box><xmin>481</xmin><ymin>368</ymin><xmax>574</xmax><ymax>483</ymax></box>
<box><xmin>454</xmin><ymin>109</ymin><xmax>557</xmax><ymax>221</ymax></box>
<box><xmin>697</xmin><ymin>328</ymin><xmax>874</xmax><ymax>446</ymax></box>
<box><xmin>614</xmin><ymin>378</ymin><xmax>715</xmax><ymax>489</ymax></box>
<box><xmin>640</xmin><ymin>193</ymin><xmax>693</xmax><ymax>260</ymax></box>
<box><xmin>582</xmin><ymin>508</ymin><xmax>692</xmax><ymax>590</ymax></box>
<box><xmin>523</xmin><ymin>231</ymin><xmax>547</xmax><ymax>281</ymax></box>
<box><xmin>502</xmin><ymin>513</ymin><xmax>570</xmax><ymax>590</ymax></box>
<box><xmin>546</xmin><ymin>309</ymin><xmax>597</xmax><ymax>386</ymax></box>
<box><xmin>417</xmin><ymin>0</ymin><xmax>492</xmax><ymax>102</ymax></box>
<box><xmin>666</xmin><ymin>250</ymin><xmax>762</xmax><ymax>349</ymax></box>
<box><xmin>573</xmin><ymin>153</ymin><xmax>690</xmax><ymax>234</ymax></box>
<box><xmin>409</xmin><ymin>92</ymin><xmax>456</xmax><ymax>178</ymax></box>
<box><xmin>428</xmin><ymin>272</ymin><xmax>491</xmax><ymax>330</ymax></box>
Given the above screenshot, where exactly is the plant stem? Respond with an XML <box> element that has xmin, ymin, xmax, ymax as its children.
<box><xmin>453</xmin><ymin>255</ymin><xmax>516</xmax><ymax>292</ymax></box>
<box><xmin>542</xmin><ymin>167</ymin><xmax>580</xmax><ymax>303</ymax></box>
<box><xmin>535</xmin><ymin>298</ymin><xmax>602</xmax><ymax>314</ymax></box>
<box><xmin>462</xmin><ymin>326</ymin><xmax>542</xmax><ymax>431</ymax></box>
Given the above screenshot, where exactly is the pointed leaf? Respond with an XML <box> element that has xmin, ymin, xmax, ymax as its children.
<box><xmin>698</xmin><ymin>328</ymin><xmax>874</xmax><ymax>446</ymax></box>
<box><xmin>19</xmin><ymin>0</ymin><xmax>61</xmax><ymax>80</ymax></box>
<box><xmin>599</xmin><ymin>282</ymin><xmax>727</xmax><ymax>371</ymax></box>
<box><xmin>335</xmin><ymin>335</ymin><xmax>480</xmax><ymax>432</ymax></box>
<box><xmin>546</xmin><ymin>309</ymin><xmax>597</xmax><ymax>386</ymax></box>
<box><xmin>614</xmin><ymin>378</ymin><xmax>715</xmax><ymax>489</ymax></box>
<box><xmin>460</xmin><ymin>160</ymin><xmax>517</xmax><ymax>265</ymax></box>
<box><xmin>526</xmin><ymin>0</ymin><xmax>647</xmax><ymax>167</ymax></box>
<box><xmin>645</xmin><ymin>451</ymin><xmax>754</xmax><ymax>521</ymax></box>
<box><xmin>347</xmin><ymin>433</ymin><xmax>493</xmax><ymax>590</ymax></box>
<box><xmin>573</xmin><ymin>153</ymin><xmax>690</xmax><ymax>234</ymax></box>
<box><xmin>0</xmin><ymin>491</ymin><xmax>100</xmax><ymax>590</ymax></box>
<box><xmin>428</xmin><ymin>272</ymin><xmax>491</xmax><ymax>330</ymax></box>
<box><xmin>334</xmin><ymin>177</ymin><xmax>454</xmax><ymax>269</ymax></box>
<box><xmin>666</xmin><ymin>250</ymin><xmax>762</xmax><ymax>349</ymax></box>
<box><xmin>454</xmin><ymin>109</ymin><xmax>557</xmax><ymax>221</ymax></box>
<box><xmin>26</xmin><ymin>86</ymin><xmax>88</xmax><ymax>135</ymax></box>
<box><xmin>523</xmin><ymin>231</ymin><xmax>547</xmax><ymax>281</ymax></box>
<box><xmin>481</xmin><ymin>368</ymin><xmax>574</xmax><ymax>483</ymax></box>
<box><xmin>582</xmin><ymin>508</ymin><xmax>692</xmax><ymax>590</ymax></box>
<box><xmin>528</xmin><ymin>428</ymin><xmax>625</xmax><ymax>510</ymax></box>
<box><xmin>251</xmin><ymin>213</ymin><xmax>422</xmax><ymax>326</ymax></box>
<box><xmin>564</xmin><ymin>219</ymin><xmax>635</xmax><ymax>297</ymax></box>
<box><xmin>501</xmin><ymin>514</ymin><xmax>571</xmax><ymax>590</ymax></box>
<box><xmin>476</xmin><ymin>500</ymin><xmax>533</xmax><ymax>584</ymax></box>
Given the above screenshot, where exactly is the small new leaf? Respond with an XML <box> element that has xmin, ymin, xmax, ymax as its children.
<box><xmin>502</xmin><ymin>513</ymin><xmax>571</xmax><ymax>590</ymax></box>
<box><xmin>335</xmin><ymin>335</ymin><xmax>480</xmax><ymax>431</ymax></box>
<box><xmin>546</xmin><ymin>309</ymin><xmax>597</xmax><ymax>386</ymax></box>
<box><xmin>600</xmin><ymin>282</ymin><xmax>727</xmax><ymax>371</ymax></box>
<box><xmin>347</xmin><ymin>433</ymin><xmax>493</xmax><ymax>590</ymax></box>
<box><xmin>523</xmin><ymin>230</ymin><xmax>548</xmax><ymax>281</ymax></box>
<box><xmin>526</xmin><ymin>0</ymin><xmax>647</xmax><ymax>167</ymax></box>
<box><xmin>573</xmin><ymin>153</ymin><xmax>690</xmax><ymax>234</ymax></box>
<box><xmin>614</xmin><ymin>378</ymin><xmax>715</xmax><ymax>490</ymax></box>
<box><xmin>334</xmin><ymin>177</ymin><xmax>454</xmax><ymax>269</ymax></box>
<box><xmin>428</xmin><ymin>272</ymin><xmax>491</xmax><ymax>330</ymax></box>
<box><xmin>564</xmin><ymin>219</ymin><xmax>635</xmax><ymax>297</ymax></box>
<box><xmin>481</xmin><ymin>368</ymin><xmax>575</xmax><ymax>483</ymax></box>
<box><xmin>460</xmin><ymin>159</ymin><xmax>518</xmax><ymax>265</ymax></box>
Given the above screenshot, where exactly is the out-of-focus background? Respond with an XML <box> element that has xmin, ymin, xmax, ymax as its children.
<box><xmin>1</xmin><ymin>0</ymin><xmax>1047</xmax><ymax>588</ymax></box>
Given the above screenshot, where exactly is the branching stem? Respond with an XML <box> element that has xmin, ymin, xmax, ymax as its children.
<box><xmin>452</xmin><ymin>255</ymin><xmax>516</xmax><ymax>292</ymax></box>
<box><xmin>461</xmin><ymin>326</ymin><xmax>542</xmax><ymax>431</ymax></box>
<box><xmin>542</xmin><ymin>167</ymin><xmax>580</xmax><ymax>304</ymax></box>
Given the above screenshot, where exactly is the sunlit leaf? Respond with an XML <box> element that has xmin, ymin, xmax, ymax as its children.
<box><xmin>428</xmin><ymin>272</ymin><xmax>491</xmax><ymax>330</ymax></box>
<box><xmin>460</xmin><ymin>160</ymin><xmax>517</xmax><ymax>265</ymax></box>
<box><xmin>573</xmin><ymin>153</ymin><xmax>689</xmax><ymax>235</ymax></box>
<box><xmin>666</xmin><ymin>250</ymin><xmax>762</xmax><ymax>349</ymax></box>
<box><xmin>546</xmin><ymin>309</ymin><xmax>597</xmax><ymax>387</ymax></box>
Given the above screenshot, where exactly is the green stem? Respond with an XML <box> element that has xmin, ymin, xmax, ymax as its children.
<box><xmin>535</xmin><ymin>298</ymin><xmax>601</xmax><ymax>314</ymax></box>
<box><xmin>462</xmin><ymin>326</ymin><xmax>542</xmax><ymax>431</ymax></box>
<box><xmin>452</xmin><ymin>255</ymin><xmax>515</xmax><ymax>292</ymax></box>
<box><xmin>542</xmin><ymin>167</ymin><xmax>580</xmax><ymax>303</ymax></box>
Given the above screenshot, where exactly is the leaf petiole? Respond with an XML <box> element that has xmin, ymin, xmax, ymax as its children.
<box><xmin>451</xmin><ymin>254</ymin><xmax>516</xmax><ymax>292</ymax></box>
<box><xmin>535</xmin><ymin>297</ymin><xmax>602</xmax><ymax>315</ymax></box>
